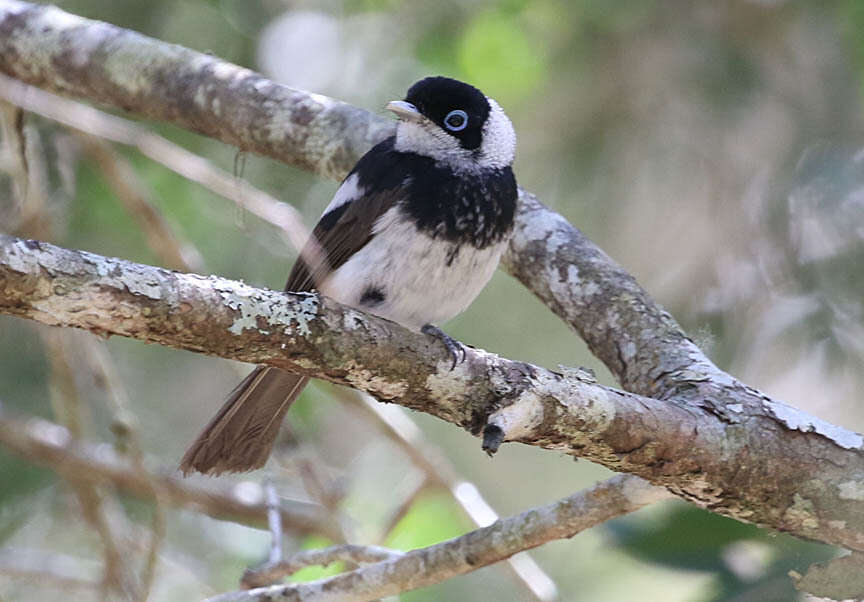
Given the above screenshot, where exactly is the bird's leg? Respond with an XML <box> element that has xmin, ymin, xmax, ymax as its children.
<box><xmin>421</xmin><ymin>324</ymin><xmax>466</xmax><ymax>370</ymax></box>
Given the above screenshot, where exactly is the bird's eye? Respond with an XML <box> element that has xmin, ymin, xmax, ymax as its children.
<box><xmin>444</xmin><ymin>109</ymin><xmax>468</xmax><ymax>132</ymax></box>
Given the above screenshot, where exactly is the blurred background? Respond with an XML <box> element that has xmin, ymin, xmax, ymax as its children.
<box><xmin>2</xmin><ymin>0</ymin><xmax>864</xmax><ymax>600</ymax></box>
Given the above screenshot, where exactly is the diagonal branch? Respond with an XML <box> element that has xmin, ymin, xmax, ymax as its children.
<box><xmin>240</xmin><ymin>544</ymin><xmax>405</xmax><ymax>590</ymax></box>
<box><xmin>0</xmin><ymin>0</ymin><xmax>391</xmax><ymax>181</ymax></box>
<box><xmin>206</xmin><ymin>475</ymin><xmax>671</xmax><ymax>602</ymax></box>
<box><xmin>2</xmin><ymin>234</ymin><xmax>864</xmax><ymax>553</ymax></box>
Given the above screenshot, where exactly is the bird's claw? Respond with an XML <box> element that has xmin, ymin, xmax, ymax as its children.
<box><xmin>421</xmin><ymin>324</ymin><xmax>466</xmax><ymax>370</ymax></box>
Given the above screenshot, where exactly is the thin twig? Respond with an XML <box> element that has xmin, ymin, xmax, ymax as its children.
<box><xmin>0</xmin><ymin>100</ymin><xmax>52</xmax><ymax>239</ymax></box>
<box><xmin>241</xmin><ymin>544</ymin><xmax>404</xmax><ymax>590</ymax></box>
<box><xmin>71</xmin><ymin>126</ymin><xmax>195</xmax><ymax>601</ymax></box>
<box><xmin>210</xmin><ymin>475</ymin><xmax>671</xmax><ymax>602</ymax></box>
<box><xmin>296</xmin><ymin>458</ymin><xmax>346</xmax><ymax>514</ymax></box>
<box><xmin>0</xmin><ymin>548</ymin><xmax>100</xmax><ymax>592</ymax></box>
<box><xmin>80</xmin><ymin>335</ymin><xmax>167</xmax><ymax>602</ymax></box>
<box><xmin>0</xmin><ymin>405</ymin><xmax>343</xmax><ymax>541</ymax></box>
<box><xmin>377</xmin><ymin>472</ymin><xmax>427</xmax><ymax>539</ymax></box>
<box><xmin>40</xmin><ymin>329</ymin><xmax>135</xmax><ymax>600</ymax></box>
<box><xmin>264</xmin><ymin>480</ymin><xmax>284</xmax><ymax>566</ymax></box>
<box><xmin>0</xmin><ymin>99</ymin><xmax>27</xmax><ymax>225</ymax></box>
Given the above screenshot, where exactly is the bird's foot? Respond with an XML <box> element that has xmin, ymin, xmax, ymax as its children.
<box><xmin>421</xmin><ymin>324</ymin><xmax>466</xmax><ymax>370</ymax></box>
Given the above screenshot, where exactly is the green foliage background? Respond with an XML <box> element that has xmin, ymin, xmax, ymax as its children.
<box><xmin>3</xmin><ymin>1</ymin><xmax>864</xmax><ymax>600</ymax></box>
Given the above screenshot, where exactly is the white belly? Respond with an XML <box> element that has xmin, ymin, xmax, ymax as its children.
<box><xmin>318</xmin><ymin>207</ymin><xmax>507</xmax><ymax>331</ymax></box>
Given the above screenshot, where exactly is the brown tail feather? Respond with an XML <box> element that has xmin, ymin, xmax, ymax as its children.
<box><xmin>179</xmin><ymin>367</ymin><xmax>308</xmax><ymax>475</ymax></box>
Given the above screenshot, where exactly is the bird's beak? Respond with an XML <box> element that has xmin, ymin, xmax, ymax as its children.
<box><xmin>386</xmin><ymin>100</ymin><xmax>423</xmax><ymax>122</ymax></box>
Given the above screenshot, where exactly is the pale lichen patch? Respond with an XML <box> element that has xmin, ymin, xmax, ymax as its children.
<box><xmin>289</xmin><ymin>294</ymin><xmax>318</xmax><ymax>336</ymax></box>
<box><xmin>5</xmin><ymin>241</ymin><xmax>31</xmax><ymax>273</ymax></box>
<box><xmin>12</xmin><ymin>241</ymin><xmax>78</xmax><ymax>276</ymax></box>
<box><xmin>766</xmin><ymin>400</ymin><xmax>864</xmax><ymax>450</ymax></box>
<box><xmin>546</xmin><ymin>263</ymin><xmax>578</xmax><ymax>304</ymax></box>
<box><xmin>210</xmin><ymin>60</ymin><xmax>251</xmax><ymax>82</ymax></box>
<box><xmin>91</xmin><ymin>256</ymin><xmax>163</xmax><ymax>299</ymax></box>
<box><xmin>683</xmin><ymin>343</ymin><xmax>739</xmax><ymax>387</ymax></box>
<box><xmin>620</xmin><ymin>340</ymin><xmax>637</xmax><ymax>362</ymax></box>
<box><xmin>10</xmin><ymin>240</ymin><xmax>165</xmax><ymax>301</ymax></box>
<box><xmin>425</xmin><ymin>359</ymin><xmax>473</xmax><ymax>400</ymax></box>
<box><xmin>555</xmin><ymin>371</ymin><xmax>616</xmax><ymax>433</ymax></box>
<box><xmin>217</xmin><ymin>281</ymin><xmax>318</xmax><ymax>336</ymax></box>
<box><xmin>487</xmin><ymin>368</ymin><xmax>617</xmax><ymax>444</ymax></box>
<box><xmin>307</xmin><ymin>91</ymin><xmax>336</xmax><ymax>108</ymax></box>
<box><xmin>487</xmin><ymin>392</ymin><xmax>545</xmax><ymax>442</ymax></box>
<box><xmin>0</xmin><ymin>0</ymin><xmax>30</xmax><ymax>18</ymax></box>
<box><xmin>121</xmin><ymin>274</ymin><xmax>162</xmax><ymax>299</ymax></box>
<box><xmin>103</xmin><ymin>44</ymin><xmax>159</xmax><ymax>96</ymax></box>
<box><xmin>838</xmin><ymin>480</ymin><xmax>864</xmax><ymax>501</ymax></box>
<box><xmin>579</xmin><ymin>279</ymin><xmax>601</xmax><ymax>299</ymax></box>
<box><xmin>343</xmin><ymin>361</ymin><xmax>408</xmax><ymax>400</ymax></box>
<box><xmin>513</xmin><ymin>202</ymin><xmax>569</xmax><ymax>250</ymax></box>
<box><xmin>109</xmin><ymin>266</ymin><xmax>162</xmax><ymax>299</ymax></box>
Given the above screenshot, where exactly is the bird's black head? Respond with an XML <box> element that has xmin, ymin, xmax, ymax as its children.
<box><xmin>403</xmin><ymin>77</ymin><xmax>490</xmax><ymax>151</ymax></box>
<box><xmin>386</xmin><ymin>76</ymin><xmax>516</xmax><ymax>169</ymax></box>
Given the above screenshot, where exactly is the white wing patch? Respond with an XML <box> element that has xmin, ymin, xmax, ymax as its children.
<box><xmin>322</xmin><ymin>172</ymin><xmax>365</xmax><ymax>216</ymax></box>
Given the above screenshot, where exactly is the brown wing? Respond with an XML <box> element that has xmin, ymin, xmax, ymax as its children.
<box><xmin>284</xmin><ymin>188</ymin><xmax>403</xmax><ymax>293</ymax></box>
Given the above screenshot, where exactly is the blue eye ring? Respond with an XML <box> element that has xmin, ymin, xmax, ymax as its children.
<box><xmin>444</xmin><ymin>109</ymin><xmax>469</xmax><ymax>132</ymax></box>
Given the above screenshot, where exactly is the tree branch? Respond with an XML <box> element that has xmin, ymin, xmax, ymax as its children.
<box><xmin>240</xmin><ymin>544</ymin><xmax>405</xmax><ymax>590</ymax></box>
<box><xmin>2</xmin><ymin>234</ymin><xmax>864</xmax><ymax>553</ymax></box>
<box><xmin>207</xmin><ymin>475</ymin><xmax>670</xmax><ymax>602</ymax></box>
<box><xmin>0</xmin><ymin>0</ymin><xmax>391</xmax><ymax>181</ymax></box>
